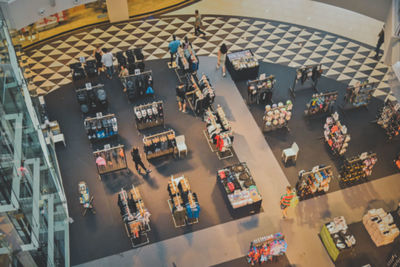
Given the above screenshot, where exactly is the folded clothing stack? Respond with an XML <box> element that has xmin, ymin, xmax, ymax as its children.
<box><xmin>363</xmin><ymin>208</ymin><xmax>400</xmax><ymax>247</ymax></box>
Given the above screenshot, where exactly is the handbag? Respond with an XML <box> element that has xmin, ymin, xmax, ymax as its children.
<box><xmin>290</xmin><ymin>191</ymin><xmax>299</xmax><ymax>208</ymax></box>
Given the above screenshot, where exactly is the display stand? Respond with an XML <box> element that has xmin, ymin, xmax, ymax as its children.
<box><xmin>184</xmin><ymin>73</ymin><xmax>215</xmax><ymax>116</ymax></box>
<box><xmin>289</xmin><ymin>64</ymin><xmax>322</xmax><ymax>98</ymax></box>
<box><xmin>84</xmin><ymin>112</ymin><xmax>118</xmax><ymax>142</ymax></box>
<box><xmin>167</xmin><ymin>175</ymin><xmax>200</xmax><ymax>228</ymax></box>
<box><xmin>93</xmin><ymin>144</ymin><xmax>128</xmax><ymax>179</ymax></box>
<box><xmin>120</xmin><ymin>70</ymin><xmax>154</xmax><ymax>102</ymax></box>
<box><xmin>363</xmin><ymin>208</ymin><xmax>399</xmax><ymax>247</ymax></box>
<box><xmin>320</xmin><ymin>216</ymin><xmax>356</xmax><ymax>263</ymax></box>
<box><xmin>143</xmin><ymin>129</ymin><xmax>177</xmax><ymax>160</ymax></box>
<box><xmin>133</xmin><ymin>101</ymin><xmax>164</xmax><ymax>130</ymax></box>
<box><xmin>375</xmin><ymin>100</ymin><xmax>400</xmax><ymax>140</ymax></box>
<box><xmin>323</xmin><ymin>112</ymin><xmax>350</xmax><ymax>156</ymax></box>
<box><xmin>339</xmin><ymin>152</ymin><xmax>377</xmax><ymax>185</ymax></box>
<box><xmin>247</xmin><ymin>233</ymin><xmax>287</xmax><ymax>265</ymax></box>
<box><xmin>262</xmin><ymin>101</ymin><xmax>293</xmax><ymax>132</ymax></box>
<box><xmin>296</xmin><ymin>165</ymin><xmax>333</xmax><ymax>200</ymax></box>
<box><xmin>217</xmin><ymin>162</ymin><xmax>262</xmax><ymax>215</ymax></box>
<box><xmin>75</xmin><ymin>82</ymin><xmax>108</xmax><ymax>115</ymax></box>
<box><xmin>203</xmin><ymin>106</ymin><xmax>234</xmax><ymax>160</ymax></box>
<box><xmin>304</xmin><ymin>91</ymin><xmax>338</xmax><ymax>117</ymax></box>
<box><xmin>341</xmin><ymin>81</ymin><xmax>377</xmax><ymax>110</ymax></box>
<box><xmin>247</xmin><ymin>73</ymin><xmax>275</xmax><ymax>104</ymax></box>
<box><xmin>117</xmin><ymin>186</ymin><xmax>151</xmax><ymax>248</ymax></box>
<box><xmin>226</xmin><ymin>50</ymin><xmax>259</xmax><ymax>81</ymax></box>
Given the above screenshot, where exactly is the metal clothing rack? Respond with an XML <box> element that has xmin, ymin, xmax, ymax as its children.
<box><xmin>296</xmin><ymin>165</ymin><xmax>333</xmax><ymax>200</ymax></box>
<box><xmin>247</xmin><ymin>74</ymin><xmax>275</xmax><ymax>104</ymax></box>
<box><xmin>93</xmin><ymin>144</ymin><xmax>128</xmax><ymax>179</ymax></box>
<box><xmin>304</xmin><ymin>91</ymin><xmax>338</xmax><ymax>117</ymax></box>
<box><xmin>289</xmin><ymin>64</ymin><xmax>322</xmax><ymax>98</ymax></box>
<box><xmin>203</xmin><ymin>107</ymin><xmax>234</xmax><ymax>160</ymax></box>
<box><xmin>133</xmin><ymin>101</ymin><xmax>164</xmax><ymax>130</ymax></box>
<box><xmin>167</xmin><ymin>175</ymin><xmax>199</xmax><ymax>228</ymax></box>
<box><xmin>143</xmin><ymin>129</ymin><xmax>176</xmax><ymax>159</ymax></box>
<box><xmin>84</xmin><ymin>112</ymin><xmax>117</xmax><ymax>142</ymax></box>
<box><xmin>76</xmin><ymin>82</ymin><xmax>104</xmax><ymax>93</ymax></box>
<box><xmin>341</xmin><ymin>81</ymin><xmax>377</xmax><ymax>110</ymax></box>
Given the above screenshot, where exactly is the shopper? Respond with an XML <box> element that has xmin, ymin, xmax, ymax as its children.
<box><xmin>194</xmin><ymin>10</ymin><xmax>205</xmax><ymax>37</ymax></box>
<box><xmin>168</xmin><ymin>35</ymin><xmax>181</xmax><ymax>66</ymax></box>
<box><xmin>280</xmin><ymin>186</ymin><xmax>295</xmax><ymax>219</ymax></box>
<box><xmin>375</xmin><ymin>27</ymin><xmax>385</xmax><ymax>59</ymax></box>
<box><xmin>119</xmin><ymin>65</ymin><xmax>129</xmax><ymax>92</ymax></box>
<box><xmin>131</xmin><ymin>147</ymin><xmax>151</xmax><ymax>174</ymax></box>
<box><xmin>183</xmin><ymin>36</ymin><xmax>192</xmax><ymax>50</ymax></box>
<box><xmin>101</xmin><ymin>48</ymin><xmax>114</xmax><ymax>79</ymax></box>
<box><xmin>93</xmin><ymin>45</ymin><xmax>103</xmax><ymax>75</ymax></box>
<box><xmin>176</xmin><ymin>83</ymin><xmax>187</xmax><ymax>112</ymax></box>
<box><xmin>217</xmin><ymin>43</ymin><xmax>228</xmax><ymax>77</ymax></box>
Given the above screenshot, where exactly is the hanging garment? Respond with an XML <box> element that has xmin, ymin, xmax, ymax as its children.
<box><xmin>96</xmin><ymin>156</ymin><xmax>106</xmax><ymax>166</ymax></box>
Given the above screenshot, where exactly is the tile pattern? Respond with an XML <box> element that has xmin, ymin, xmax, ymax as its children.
<box><xmin>23</xmin><ymin>15</ymin><xmax>392</xmax><ymax>100</ymax></box>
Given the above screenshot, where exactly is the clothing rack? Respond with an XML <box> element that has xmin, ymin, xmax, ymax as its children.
<box><xmin>262</xmin><ymin>101</ymin><xmax>293</xmax><ymax>132</ymax></box>
<box><xmin>376</xmin><ymin>100</ymin><xmax>400</xmax><ymax>140</ymax></box>
<box><xmin>83</xmin><ymin>112</ymin><xmax>118</xmax><ymax>142</ymax></box>
<box><xmin>143</xmin><ymin>129</ymin><xmax>177</xmax><ymax>159</ymax></box>
<box><xmin>339</xmin><ymin>152</ymin><xmax>377</xmax><ymax>184</ymax></box>
<box><xmin>184</xmin><ymin>73</ymin><xmax>215</xmax><ymax>116</ymax></box>
<box><xmin>75</xmin><ymin>82</ymin><xmax>108</xmax><ymax>115</ymax></box>
<box><xmin>324</xmin><ymin>112</ymin><xmax>350</xmax><ymax>156</ymax></box>
<box><xmin>342</xmin><ymin>80</ymin><xmax>377</xmax><ymax>109</ymax></box>
<box><xmin>93</xmin><ymin>144</ymin><xmax>127</xmax><ymax>177</ymax></box>
<box><xmin>247</xmin><ymin>232</ymin><xmax>287</xmax><ymax>265</ymax></box>
<box><xmin>133</xmin><ymin>101</ymin><xmax>164</xmax><ymax>130</ymax></box>
<box><xmin>167</xmin><ymin>175</ymin><xmax>200</xmax><ymax>228</ymax></box>
<box><xmin>203</xmin><ymin>106</ymin><xmax>234</xmax><ymax>160</ymax></box>
<box><xmin>304</xmin><ymin>91</ymin><xmax>338</xmax><ymax>116</ymax></box>
<box><xmin>120</xmin><ymin>70</ymin><xmax>154</xmax><ymax>102</ymax></box>
<box><xmin>247</xmin><ymin>74</ymin><xmax>275</xmax><ymax>104</ymax></box>
<box><xmin>290</xmin><ymin>64</ymin><xmax>322</xmax><ymax>97</ymax></box>
<box><xmin>296</xmin><ymin>165</ymin><xmax>333</xmax><ymax>200</ymax></box>
<box><xmin>117</xmin><ymin>186</ymin><xmax>151</xmax><ymax>248</ymax></box>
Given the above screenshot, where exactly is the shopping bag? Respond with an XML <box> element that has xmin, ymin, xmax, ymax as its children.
<box><xmin>290</xmin><ymin>192</ymin><xmax>299</xmax><ymax>208</ymax></box>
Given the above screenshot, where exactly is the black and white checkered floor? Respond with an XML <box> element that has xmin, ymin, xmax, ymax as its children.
<box><xmin>24</xmin><ymin>15</ymin><xmax>392</xmax><ymax>100</ymax></box>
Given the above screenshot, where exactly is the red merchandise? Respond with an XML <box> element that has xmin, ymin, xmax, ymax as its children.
<box><xmin>227</xmin><ymin>182</ymin><xmax>235</xmax><ymax>192</ymax></box>
<box><xmin>215</xmin><ymin>135</ymin><xmax>224</xmax><ymax>151</ymax></box>
<box><xmin>219</xmin><ymin>171</ymin><xmax>226</xmax><ymax>179</ymax></box>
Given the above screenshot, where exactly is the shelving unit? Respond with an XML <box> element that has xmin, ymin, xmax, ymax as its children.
<box><xmin>143</xmin><ymin>129</ymin><xmax>177</xmax><ymax>159</ymax></box>
<box><xmin>133</xmin><ymin>101</ymin><xmax>164</xmax><ymax>130</ymax></box>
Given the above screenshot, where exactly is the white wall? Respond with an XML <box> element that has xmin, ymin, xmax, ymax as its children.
<box><xmin>1</xmin><ymin>0</ymin><xmax>97</xmax><ymax>30</ymax></box>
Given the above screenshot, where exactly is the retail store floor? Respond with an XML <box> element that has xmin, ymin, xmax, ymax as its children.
<box><xmin>233</xmin><ymin>62</ymin><xmax>400</xmax><ymax>196</ymax></box>
<box><xmin>46</xmin><ymin>59</ymin><xmax>249</xmax><ymax>265</ymax></box>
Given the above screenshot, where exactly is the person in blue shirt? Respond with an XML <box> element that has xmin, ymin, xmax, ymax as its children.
<box><xmin>168</xmin><ymin>35</ymin><xmax>181</xmax><ymax>65</ymax></box>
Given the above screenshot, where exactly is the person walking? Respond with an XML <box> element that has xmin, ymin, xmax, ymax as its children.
<box><xmin>176</xmin><ymin>83</ymin><xmax>187</xmax><ymax>112</ymax></box>
<box><xmin>216</xmin><ymin>43</ymin><xmax>228</xmax><ymax>77</ymax></box>
<box><xmin>375</xmin><ymin>27</ymin><xmax>385</xmax><ymax>59</ymax></box>
<box><xmin>131</xmin><ymin>146</ymin><xmax>151</xmax><ymax>174</ymax></box>
<box><xmin>93</xmin><ymin>46</ymin><xmax>103</xmax><ymax>75</ymax></box>
<box><xmin>194</xmin><ymin>10</ymin><xmax>205</xmax><ymax>37</ymax></box>
<box><xmin>168</xmin><ymin>35</ymin><xmax>181</xmax><ymax>67</ymax></box>
<box><xmin>119</xmin><ymin>65</ymin><xmax>129</xmax><ymax>92</ymax></box>
<box><xmin>280</xmin><ymin>186</ymin><xmax>295</xmax><ymax>219</ymax></box>
<box><xmin>101</xmin><ymin>48</ymin><xmax>114</xmax><ymax>79</ymax></box>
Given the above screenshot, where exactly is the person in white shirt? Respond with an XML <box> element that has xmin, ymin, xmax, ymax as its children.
<box><xmin>101</xmin><ymin>48</ymin><xmax>114</xmax><ymax>79</ymax></box>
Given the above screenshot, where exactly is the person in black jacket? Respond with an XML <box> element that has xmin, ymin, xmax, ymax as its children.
<box><xmin>375</xmin><ymin>27</ymin><xmax>385</xmax><ymax>59</ymax></box>
<box><xmin>176</xmin><ymin>83</ymin><xmax>187</xmax><ymax>113</ymax></box>
<box><xmin>131</xmin><ymin>147</ymin><xmax>151</xmax><ymax>174</ymax></box>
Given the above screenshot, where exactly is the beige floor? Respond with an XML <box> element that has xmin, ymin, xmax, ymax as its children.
<box><xmin>166</xmin><ymin>0</ymin><xmax>385</xmax><ymax>47</ymax></box>
<box><xmin>76</xmin><ymin>57</ymin><xmax>400</xmax><ymax>267</ymax></box>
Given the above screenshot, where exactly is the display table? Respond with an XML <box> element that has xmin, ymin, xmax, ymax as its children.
<box><xmin>226</xmin><ymin>50</ymin><xmax>259</xmax><ymax>81</ymax></box>
<box><xmin>217</xmin><ymin>162</ymin><xmax>262</xmax><ymax>215</ymax></box>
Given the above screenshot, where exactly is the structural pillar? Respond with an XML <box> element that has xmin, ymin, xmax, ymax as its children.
<box><xmin>106</xmin><ymin>0</ymin><xmax>129</xmax><ymax>23</ymax></box>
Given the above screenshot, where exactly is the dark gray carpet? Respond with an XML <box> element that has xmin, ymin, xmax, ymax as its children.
<box><xmin>233</xmin><ymin>62</ymin><xmax>400</xmax><ymax>195</ymax></box>
<box><xmin>45</xmin><ymin>59</ymin><xmax>247</xmax><ymax>265</ymax></box>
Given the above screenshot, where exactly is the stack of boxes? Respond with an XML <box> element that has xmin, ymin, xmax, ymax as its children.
<box><xmin>363</xmin><ymin>208</ymin><xmax>399</xmax><ymax>247</ymax></box>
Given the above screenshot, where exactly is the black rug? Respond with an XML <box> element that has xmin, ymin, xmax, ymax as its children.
<box><xmin>45</xmin><ymin>59</ymin><xmax>253</xmax><ymax>265</ymax></box>
<box><xmin>232</xmin><ymin>62</ymin><xmax>400</xmax><ymax>196</ymax></box>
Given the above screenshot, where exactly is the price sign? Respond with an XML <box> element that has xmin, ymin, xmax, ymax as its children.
<box><xmin>135</xmin><ymin>69</ymin><xmax>141</xmax><ymax>75</ymax></box>
<box><xmin>85</xmin><ymin>83</ymin><xmax>92</xmax><ymax>90</ymax></box>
